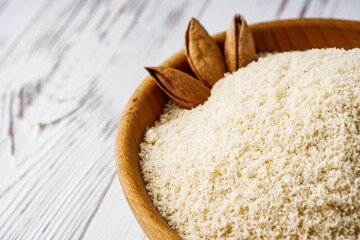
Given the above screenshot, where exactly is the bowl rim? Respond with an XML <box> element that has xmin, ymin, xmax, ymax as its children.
<box><xmin>115</xmin><ymin>18</ymin><xmax>360</xmax><ymax>240</ymax></box>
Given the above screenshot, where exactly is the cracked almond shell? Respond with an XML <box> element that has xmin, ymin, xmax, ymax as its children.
<box><xmin>224</xmin><ymin>14</ymin><xmax>256</xmax><ymax>73</ymax></box>
<box><xmin>185</xmin><ymin>18</ymin><xmax>226</xmax><ymax>87</ymax></box>
<box><xmin>145</xmin><ymin>66</ymin><xmax>210</xmax><ymax>109</ymax></box>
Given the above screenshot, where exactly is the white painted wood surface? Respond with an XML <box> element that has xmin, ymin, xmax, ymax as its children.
<box><xmin>0</xmin><ymin>0</ymin><xmax>359</xmax><ymax>239</ymax></box>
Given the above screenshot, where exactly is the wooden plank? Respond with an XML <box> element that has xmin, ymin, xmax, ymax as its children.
<box><xmin>83</xmin><ymin>178</ymin><xmax>146</xmax><ymax>240</ymax></box>
<box><xmin>0</xmin><ymin>0</ymin><xmax>208</xmax><ymax>239</ymax></box>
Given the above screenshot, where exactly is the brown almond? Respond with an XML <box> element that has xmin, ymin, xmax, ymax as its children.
<box><xmin>145</xmin><ymin>66</ymin><xmax>210</xmax><ymax>109</ymax></box>
<box><xmin>185</xmin><ymin>18</ymin><xmax>226</xmax><ymax>87</ymax></box>
<box><xmin>224</xmin><ymin>14</ymin><xmax>256</xmax><ymax>73</ymax></box>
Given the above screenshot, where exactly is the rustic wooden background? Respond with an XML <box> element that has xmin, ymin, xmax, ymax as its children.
<box><xmin>0</xmin><ymin>0</ymin><xmax>359</xmax><ymax>239</ymax></box>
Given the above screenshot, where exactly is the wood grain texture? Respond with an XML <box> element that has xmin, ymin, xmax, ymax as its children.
<box><xmin>0</xmin><ymin>0</ymin><xmax>360</xmax><ymax>239</ymax></box>
<box><xmin>116</xmin><ymin>19</ymin><xmax>360</xmax><ymax>240</ymax></box>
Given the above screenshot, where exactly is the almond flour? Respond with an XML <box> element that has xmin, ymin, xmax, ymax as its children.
<box><xmin>139</xmin><ymin>48</ymin><xmax>360</xmax><ymax>239</ymax></box>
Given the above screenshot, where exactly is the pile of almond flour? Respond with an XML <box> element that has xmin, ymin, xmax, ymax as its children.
<box><xmin>139</xmin><ymin>48</ymin><xmax>360</xmax><ymax>239</ymax></box>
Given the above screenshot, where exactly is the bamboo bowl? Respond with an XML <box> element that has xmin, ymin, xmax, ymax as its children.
<box><xmin>115</xmin><ymin>19</ymin><xmax>360</xmax><ymax>240</ymax></box>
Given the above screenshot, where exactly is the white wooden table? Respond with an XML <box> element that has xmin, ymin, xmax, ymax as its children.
<box><xmin>0</xmin><ymin>0</ymin><xmax>359</xmax><ymax>239</ymax></box>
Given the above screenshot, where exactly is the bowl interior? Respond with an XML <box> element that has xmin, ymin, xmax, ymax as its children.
<box><xmin>115</xmin><ymin>19</ymin><xmax>360</xmax><ymax>240</ymax></box>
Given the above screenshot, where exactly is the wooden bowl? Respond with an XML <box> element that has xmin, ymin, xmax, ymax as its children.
<box><xmin>115</xmin><ymin>19</ymin><xmax>360</xmax><ymax>240</ymax></box>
